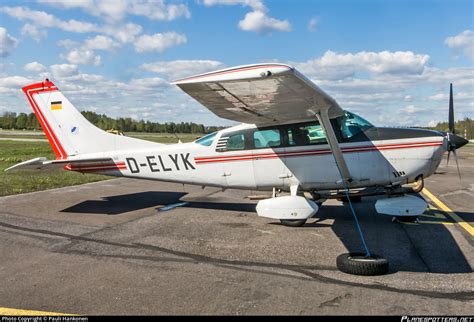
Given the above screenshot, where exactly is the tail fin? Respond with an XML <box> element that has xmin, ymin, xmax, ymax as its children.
<box><xmin>23</xmin><ymin>80</ymin><xmax>160</xmax><ymax>159</ymax></box>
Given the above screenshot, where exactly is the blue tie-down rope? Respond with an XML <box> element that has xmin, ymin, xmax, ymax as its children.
<box><xmin>342</xmin><ymin>186</ymin><xmax>371</xmax><ymax>257</ymax></box>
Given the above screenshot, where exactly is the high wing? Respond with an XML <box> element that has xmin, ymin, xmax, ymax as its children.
<box><xmin>5</xmin><ymin>157</ymin><xmax>114</xmax><ymax>171</ymax></box>
<box><xmin>172</xmin><ymin>63</ymin><xmax>344</xmax><ymax>125</ymax></box>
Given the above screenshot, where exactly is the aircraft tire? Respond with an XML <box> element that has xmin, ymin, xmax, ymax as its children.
<box><xmin>336</xmin><ymin>253</ymin><xmax>389</xmax><ymax>276</ymax></box>
<box><xmin>280</xmin><ymin>219</ymin><xmax>307</xmax><ymax>227</ymax></box>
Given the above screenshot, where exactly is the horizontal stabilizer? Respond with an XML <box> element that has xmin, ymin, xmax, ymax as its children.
<box><xmin>5</xmin><ymin>157</ymin><xmax>113</xmax><ymax>171</ymax></box>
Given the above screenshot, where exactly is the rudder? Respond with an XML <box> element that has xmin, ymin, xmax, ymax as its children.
<box><xmin>22</xmin><ymin>79</ymin><xmax>160</xmax><ymax>159</ymax></box>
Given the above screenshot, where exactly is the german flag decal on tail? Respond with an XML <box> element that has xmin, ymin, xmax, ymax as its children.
<box><xmin>51</xmin><ymin>101</ymin><xmax>62</xmax><ymax>110</ymax></box>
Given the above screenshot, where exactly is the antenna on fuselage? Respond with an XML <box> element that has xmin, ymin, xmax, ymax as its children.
<box><xmin>173</xmin><ymin>132</ymin><xmax>182</xmax><ymax>144</ymax></box>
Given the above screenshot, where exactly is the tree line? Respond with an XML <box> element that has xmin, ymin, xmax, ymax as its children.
<box><xmin>1</xmin><ymin>110</ymin><xmax>472</xmax><ymax>139</ymax></box>
<box><xmin>0</xmin><ymin>111</ymin><xmax>225</xmax><ymax>134</ymax></box>
<box><xmin>424</xmin><ymin>117</ymin><xmax>473</xmax><ymax>140</ymax></box>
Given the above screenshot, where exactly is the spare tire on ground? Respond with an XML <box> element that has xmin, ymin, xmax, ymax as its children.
<box><xmin>336</xmin><ymin>253</ymin><xmax>389</xmax><ymax>276</ymax></box>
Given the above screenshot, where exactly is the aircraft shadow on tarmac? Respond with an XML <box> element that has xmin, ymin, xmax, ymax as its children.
<box><xmin>60</xmin><ymin>191</ymin><xmax>257</xmax><ymax>215</ymax></box>
<box><xmin>61</xmin><ymin>191</ymin><xmax>187</xmax><ymax>215</ymax></box>
<box><xmin>61</xmin><ymin>191</ymin><xmax>471</xmax><ymax>274</ymax></box>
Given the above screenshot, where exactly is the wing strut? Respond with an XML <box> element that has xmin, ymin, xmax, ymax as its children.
<box><xmin>316</xmin><ymin>109</ymin><xmax>352</xmax><ymax>184</ymax></box>
<box><xmin>316</xmin><ymin>109</ymin><xmax>372</xmax><ymax>257</ymax></box>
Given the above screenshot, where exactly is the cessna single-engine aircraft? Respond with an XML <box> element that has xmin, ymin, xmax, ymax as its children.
<box><xmin>8</xmin><ymin>64</ymin><xmax>468</xmax><ymax>275</ymax></box>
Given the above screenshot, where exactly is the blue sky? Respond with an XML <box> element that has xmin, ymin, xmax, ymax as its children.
<box><xmin>0</xmin><ymin>0</ymin><xmax>473</xmax><ymax>126</ymax></box>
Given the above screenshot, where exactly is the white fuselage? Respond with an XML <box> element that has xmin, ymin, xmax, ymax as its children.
<box><xmin>70</xmin><ymin>123</ymin><xmax>446</xmax><ymax>192</ymax></box>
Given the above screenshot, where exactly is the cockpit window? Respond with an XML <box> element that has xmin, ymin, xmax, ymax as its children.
<box><xmin>195</xmin><ymin>132</ymin><xmax>217</xmax><ymax>146</ymax></box>
<box><xmin>338</xmin><ymin>111</ymin><xmax>374</xmax><ymax>140</ymax></box>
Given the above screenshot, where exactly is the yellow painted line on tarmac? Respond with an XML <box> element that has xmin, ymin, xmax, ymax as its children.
<box><xmin>0</xmin><ymin>307</ymin><xmax>74</xmax><ymax>316</ymax></box>
<box><xmin>418</xmin><ymin>207</ymin><xmax>452</xmax><ymax>225</ymax></box>
<box><xmin>421</xmin><ymin>188</ymin><xmax>474</xmax><ymax>237</ymax></box>
<box><xmin>418</xmin><ymin>220</ymin><xmax>454</xmax><ymax>226</ymax></box>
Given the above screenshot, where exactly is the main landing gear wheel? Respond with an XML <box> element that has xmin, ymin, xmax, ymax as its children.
<box><xmin>280</xmin><ymin>219</ymin><xmax>307</xmax><ymax>227</ymax></box>
<box><xmin>336</xmin><ymin>253</ymin><xmax>389</xmax><ymax>276</ymax></box>
<box><xmin>410</xmin><ymin>175</ymin><xmax>424</xmax><ymax>193</ymax></box>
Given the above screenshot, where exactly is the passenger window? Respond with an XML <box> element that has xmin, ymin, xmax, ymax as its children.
<box><xmin>288</xmin><ymin>123</ymin><xmax>327</xmax><ymax>146</ymax></box>
<box><xmin>226</xmin><ymin>133</ymin><xmax>245</xmax><ymax>150</ymax></box>
<box><xmin>253</xmin><ymin>129</ymin><xmax>281</xmax><ymax>148</ymax></box>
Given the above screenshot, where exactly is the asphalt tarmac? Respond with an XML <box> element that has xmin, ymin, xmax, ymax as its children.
<box><xmin>0</xmin><ymin>147</ymin><xmax>473</xmax><ymax>315</ymax></box>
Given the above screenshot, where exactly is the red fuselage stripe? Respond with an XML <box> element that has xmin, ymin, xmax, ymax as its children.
<box><xmin>194</xmin><ymin>141</ymin><xmax>444</xmax><ymax>164</ymax></box>
<box><xmin>67</xmin><ymin>164</ymin><xmax>127</xmax><ymax>172</ymax></box>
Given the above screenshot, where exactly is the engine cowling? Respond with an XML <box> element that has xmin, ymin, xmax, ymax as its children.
<box><xmin>256</xmin><ymin>196</ymin><xmax>319</xmax><ymax>220</ymax></box>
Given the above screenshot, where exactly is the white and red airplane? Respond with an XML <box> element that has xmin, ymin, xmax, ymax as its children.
<box><xmin>7</xmin><ymin>64</ymin><xmax>468</xmax><ymax>275</ymax></box>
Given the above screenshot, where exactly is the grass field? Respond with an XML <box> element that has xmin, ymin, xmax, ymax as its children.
<box><xmin>0</xmin><ymin>140</ymin><xmax>111</xmax><ymax>196</ymax></box>
<box><xmin>0</xmin><ymin>132</ymin><xmax>205</xmax><ymax>196</ymax></box>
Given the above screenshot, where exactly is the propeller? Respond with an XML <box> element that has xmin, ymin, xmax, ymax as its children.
<box><xmin>445</xmin><ymin>83</ymin><xmax>469</xmax><ymax>180</ymax></box>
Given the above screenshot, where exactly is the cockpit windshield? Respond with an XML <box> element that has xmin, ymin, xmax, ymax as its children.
<box><xmin>337</xmin><ymin>111</ymin><xmax>374</xmax><ymax>140</ymax></box>
<box><xmin>194</xmin><ymin>132</ymin><xmax>217</xmax><ymax>146</ymax></box>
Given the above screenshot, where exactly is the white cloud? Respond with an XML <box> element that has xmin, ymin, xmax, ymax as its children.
<box><xmin>128</xmin><ymin>77</ymin><xmax>169</xmax><ymax>89</ymax></box>
<box><xmin>62</xmin><ymin>48</ymin><xmax>101</xmax><ymax>66</ymax></box>
<box><xmin>402</xmin><ymin>105</ymin><xmax>417</xmax><ymax>114</ymax></box>
<box><xmin>445</xmin><ymin>30</ymin><xmax>474</xmax><ymax>61</ymax></box>
<box><xmin>23</xmin><ymin>62</ymin><xmax>47</xmax><ymax>73</ymax></box>
<box><xmin>202</xmin><ymin>0</ymin><xmax>266</xmax><ymax>11</ymax></box>
<box><xmin>277</xmin><ymin>50</ymin><xmax>473</xmax><ymax>126</ymax></box>
<box><xmin>1</xmin><ymin>6</ymin><xmax>98</xmax><ymax>34</ymax></box>
<box><xmin>238</xmin><ymin>10</ymin><xmax>291</xmax><ymax>33</ymax></box>
<box><xmin>38</xmin><ymin>0</ymin><xmax>191</xmax><ymax>23</ymax></box>
<box><xmin>0</xmin><ymin>75</ymin><xmax>32</xmax><ymax>88</ymax></box>
<box><xmin>201</xmin><ymin>0</ymin><xmax>290</xmax><ymax>33</ymax></box>
<box><xmin>294</xmin><ymin>50</ymin><xmax>430</xmax><ymax>80</ymax></box>
<box><xmin>21</xmin><ymin>24</ymin><xmax>47</xmax><ymax>42</ymax></box>
<box><xmin>1</xmin><ymin>6</ymin><xmax>142</xmax><ymax>44</ymax></box>
<box><xmin>4</xmin><ymin>55</ymin><xmax>472</xmax><ymax>127</ymax></box>
<box><xmin>0</xmin><ymin>27</ymin><xmax>18</xmax><ymax>57</ymax></box>
<box><xmin>50</xmin><ymin>64</ymin><xmax>79</xmax><ymax>78</ymax></box>
<box><xmin>84</xmin><ymin>35</ymin><xmax>119</xmax><ymax>51</ymax></box>
<box><xmin>140</xmin><ymin>60</ymin><xmax>224</xmax><ymax>80</ymax></box>
<box><xmin>129</xmin><ymin>1</ymin><xmax>191</xmax><ymax>21</ymax></box>
<box><xmin>0</xmin><ymin>75</ymin><xmax>33</xmax><ymax>96</ymax></box>
<box><xmin>102</xmin><ymin>23</ymin><xmax>142</xmax><ymax>43</ymax></box>
<box><xmin>308</xmin><ymin>17</ymin><xmax>319</xmax><ymax>32</ymax></box>
<box><xmin>57</xmin><ymin>39</ymin><xmax>80</xmax><ymax>49</ymax></box>
<box><xmin>134</xmin><ymin>32</ymin><xmax>187</xmax><ymax>53</ymax></box>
